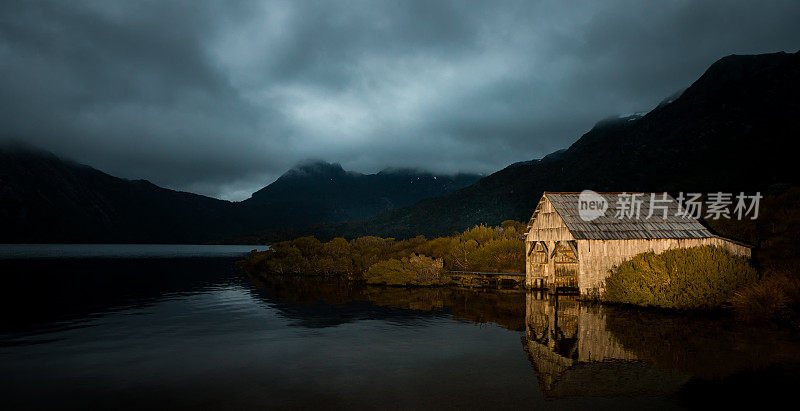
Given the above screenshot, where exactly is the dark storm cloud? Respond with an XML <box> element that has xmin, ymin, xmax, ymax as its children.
<box><xmin>2</xmin><ymin>1</ymin><xmax>799</xmax><ymax>200</ymax></box>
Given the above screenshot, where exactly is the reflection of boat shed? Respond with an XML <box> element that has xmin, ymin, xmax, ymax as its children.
<box><xmin>521</xmin><ymin>294</ymin><xmax>690</xmax><ymax>398</ymax></box>
<box><xmin>525</xmin><ymin>192</ymin><xmax>751</xmax><ymax>295</ymax></box>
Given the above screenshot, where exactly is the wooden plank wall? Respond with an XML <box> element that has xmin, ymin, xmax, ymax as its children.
<box><xmin>526</xmin><ymin>197</ymin><xmax>574</xmax><ymax>242</ymax></box>
<box><xmin>577</xmin><ymin>237</ymin><xmax>752</xmax><ymax>295</ymax></box>
<box><xmin>526</xmin><ymin>197</ymin><xmax>574</xmax><ymax>287</ymax></box>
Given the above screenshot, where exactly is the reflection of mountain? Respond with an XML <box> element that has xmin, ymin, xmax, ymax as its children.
<box><xmin>521</xmin><ymin>294</ymin><xmax>689</xmax><ymax>397</ymax></box>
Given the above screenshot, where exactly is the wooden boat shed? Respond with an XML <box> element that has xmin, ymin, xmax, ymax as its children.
<box><xmin>525</xmin><ymin>192</ymin><xmax>751</xmax><ymax>296</ymax></box>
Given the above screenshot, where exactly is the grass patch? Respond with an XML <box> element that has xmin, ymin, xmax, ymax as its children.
<box><xmin>730</xmin><ymin>272</ymin><xmax>800</xmax><ymax>324</ymax></box>
<box><xmin>705</xmin><ymin>187</ymin><xmax>800</xmax><ymax>324</ymax></box>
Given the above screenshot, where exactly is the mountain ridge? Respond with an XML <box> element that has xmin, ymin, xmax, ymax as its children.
<box><xmin>0</xmin><ymin>144</ymin><xmax>480</xmax><ymax>242</ymax></box>
<box><xmin>241</xmin><ymin>160</ymin><xmax>481</xmax><ymax>229</ymax></box>
<box><xmin>3</xmin><ymin>51</ymin><xmax>799</xmax><ymax>243</ymax></box>
<box><xmin>321</xmin><ymin>51</ymin><xmax>800</xmax><ymax>239</ymax></box>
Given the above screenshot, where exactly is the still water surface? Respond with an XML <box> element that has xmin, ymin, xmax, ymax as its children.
<box><xmin>0</xmin><ymin>243</ymin><xmax>270</xmax><ymax>259</ymax></box>
<box><xmin>1</xmin><ymin>245</ymin><xmax>799</xmax><ymax>409</ymax></box>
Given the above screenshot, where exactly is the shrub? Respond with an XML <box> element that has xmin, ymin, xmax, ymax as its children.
<box><xmin>459</xmin><ymin>225</ymin><xmax>499</xmax><ymax>245</ymax></box>
<box><xmin>448</xmin><ymin>238</ymin><xmax>479</xmax><ymax>270</ymax></box>
<box><xmin>291</xmin><ymin>236</ymin><xmax>322</xmax><ymax>256</ymax></box>
<box><xmin>500</xmin><ymin>220</ymin><xmax>527</xmax><ymax>239</ymax></box>
<box><xmin>470</xmin><ymin>238</ymin><xmax>525</xmax><ymax>273</ymax></box>
<box><xmin>364</xmin><ymin>254</ymin><xmax>447</xmax><ymax>286</ymax></box>
<box><xmin>603</xmin><ymin>246</ymin><xmax>758</xmax><ymax>309</ymax></box>
<box><xmin>414</xmin><ymin>237</ymin><xmax>455</xmax><ymax>260</ymax></box>
<box><xmin>238</xmin><ymin>221</ymin><xmax>527</xmax><ymax>281</ymax></box>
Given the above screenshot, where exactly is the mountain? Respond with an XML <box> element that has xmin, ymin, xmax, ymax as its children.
<box><xmin>0</xmin><ymin>143</ymin><xmax>245</xmax><ymax>243</ymax></box>
<box><xmin>335</xmin><ymin>51</ymin><xmax>800</xmax><ymax>239</ymax></box>
<box><xmin>240</xmin><ymin>161</ymin><xmax>479</xmax><ymax>230</ymax></box>
<box><xmin>4</xmin><ymin>51</ymin><xmax>798</xmax><ymax>243</ymax></box>
<box><xmin>506</xmin><ymin>149</ymin><xmax>566</xmax><ymax>169</ymax></box>
<box><xmin>0</xmin><ymin>144</ymin><xmax>479</xmax><ymax>243</ymax></box>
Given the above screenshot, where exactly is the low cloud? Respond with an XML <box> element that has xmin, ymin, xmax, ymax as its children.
<box><xmin>2</xmin><ymin>0</ymin><xmax>799</xmax><ymax>200</ymax></box>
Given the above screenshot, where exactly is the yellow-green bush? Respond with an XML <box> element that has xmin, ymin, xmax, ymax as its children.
<box><xmin>603</xmin><ymin>246</ymin><xmax>758</xmax><ymax>309</ymax></box>
<box><xmin>238</xmin><ymin>222</ymin><xmax>527</xmax><ymax>282</ymax></box>
<box><xmin>443</xmin><ymin>224</ymin><xmax>525</xmax><ymax>272</ymax></box>
<box><xmin>363</xmin><ymin>254</ymin><xmax>447</xmax><ymax>286</ymax></box>
<box><xmin>469</xmin><ymin>238</ymin><xmax>525</xmax><ymax>273</ymax></box>
<box><xmin>459</xmin><ymin>224</ymin><xmax>499</xmax><ymax>245</ymax></box>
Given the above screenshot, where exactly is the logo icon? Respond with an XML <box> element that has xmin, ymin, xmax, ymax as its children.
<box><xmin>578</xmin><ymin>190</ymin><xmax>607</xmax><ymax>221</ymax></box>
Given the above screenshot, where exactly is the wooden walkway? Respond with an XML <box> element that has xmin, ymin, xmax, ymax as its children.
<box><xmin>447</xmin><ymin>271</ymin><xmax>526</xmax><ymax>288</ymax></box>
<box><xmin>446</xmin><ymin>271</ymin><xmax>579</xmax><ymax>293</ymax></box>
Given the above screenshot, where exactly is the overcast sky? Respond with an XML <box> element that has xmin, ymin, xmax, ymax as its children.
<box><xmin>2</xmin><ymin>1</ymin><xmax>799</xmax><ymax>200</ymax></box>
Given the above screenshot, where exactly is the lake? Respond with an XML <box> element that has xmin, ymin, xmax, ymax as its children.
<box><xmin>1</xmin><ymin>245</ymin><xmax>799</xmax><ymax>409</ymax></box>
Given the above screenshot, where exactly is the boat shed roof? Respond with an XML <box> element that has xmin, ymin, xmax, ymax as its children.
<box><xmin>540</xmin><ymin>192</ymin><xmax>714</xmax><ymax>240</ymax></box>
